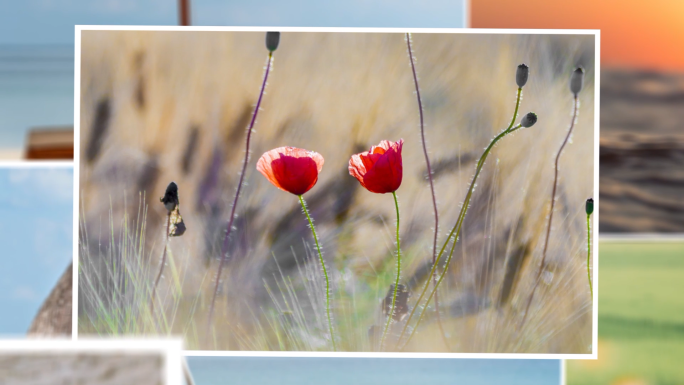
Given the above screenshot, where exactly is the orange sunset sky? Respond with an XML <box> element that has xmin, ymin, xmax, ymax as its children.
<box><xmin>471</xmin><ymin>0</ymin><xmax>684</xmax><ymax>72</ymax></box>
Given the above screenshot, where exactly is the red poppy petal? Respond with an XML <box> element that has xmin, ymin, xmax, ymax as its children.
<box><xmin>364</xmin><ymin>152</ymin><xmax>400</xmax><ymax>193</ymax></box>
<box><xmin>257</xmin><ymin>147</ymin><xmax>324</xmax><ymax>195</ymax></box>
<box><xmin>310</xmin><ymin>151</ymin><xmax>325</xmax><ymax>173</ymax></box>
<box><xmin>257</xmin><ymin>148</ymin><xmax>285</xmax><ymax>192</ymax></box>
<box><xmin>348</xmin><ymin>154</ymin><xmax>369</xmax><ymax>189</ymax></box>
<box><xmin>377</xmin><ymin>140</ymin><xmax>392</xmax><ymax>152</ymax></box>
<box><xmin>349</xmin><ymin>139</ymin><xmax>403</xmax><ymax>194</ymax></box>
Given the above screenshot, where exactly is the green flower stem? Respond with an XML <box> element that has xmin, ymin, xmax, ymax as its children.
<box><xmin>395</xmin><ymin>87</ymin><xmax>523</xmax><ymax>350</ymax></box>
<box><xmin>299</xmin><ymin>195</ymin><xmax>336</xmax><ymax>351</ymax></box>
<box><xmin>399</xmin><ymin>123</ymin><xmax>523</xmax><ymax>350</ymax></box>
<box><xmin>380</xmin><ymin>191</ymin><xmax>402</xmax><ymax>350</ymax></box>
<box><xmin>587</xmin><ymin>213</ymin><xmax>593</xmax><ymax>297</ymax></box>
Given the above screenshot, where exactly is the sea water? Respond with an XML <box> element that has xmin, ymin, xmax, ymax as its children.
<box><xmin>187</xmin><ymin>357</ymin><xmax>561</xmax><ymax>385</ymax></box>
<box><xmin>0</xmin><ymin>44</ymin><xmax>74</xmax><ymax>152</ymax></box>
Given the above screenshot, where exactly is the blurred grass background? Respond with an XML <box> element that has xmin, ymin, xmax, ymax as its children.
<box><xmin>77</xmin><ymin>30</ymin><xmax>595</xmax><ymax>352</ymax></box>
<box><xmin>567</xmin><ymin>241</ymin><xmax>684</xmax><ymax>385</ymax></box>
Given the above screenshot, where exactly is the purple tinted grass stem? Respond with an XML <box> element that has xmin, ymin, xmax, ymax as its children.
<box><xmin>519</xmin><ymin>95</ymin><xmax>579</xmax><ymax>331</ymax></box>
<box><xmin>405</xmin><ymin>32</ymin><xmax>449</xmax><ymax>350</ymax></box>
<box><xmin>206</xmin><ymin>51</ymin><xmax>273</xmax><ymax>336</ymax></box>
<box><xmin>150</xmin><ymin>213</ymin><xmax>171</xmax><ymax>316</ymax></box>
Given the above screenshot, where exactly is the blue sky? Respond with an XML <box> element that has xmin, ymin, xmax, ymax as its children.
<box><xmin>187</xmin><ymin>356</ymin><xmax>561</xmax><ymax>385</ymax></box>
<box><xmin>0</xmin><ymin>167</ymin><xmax>73</xmax><ymax>334</ymax></box>
<box><xmin>1</xmin><ymin>0</ymin><xmax>466</xmax><ymax>45</ymax></box>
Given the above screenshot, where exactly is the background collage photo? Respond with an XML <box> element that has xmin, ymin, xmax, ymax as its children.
<box><xmin>1</xmin><ymin>0</ymin><xmax>681</xmax><ymax>384</ymax></box>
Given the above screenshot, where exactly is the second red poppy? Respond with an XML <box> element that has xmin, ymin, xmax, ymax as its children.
<box><xmin>348</xmin><ymin>139</ymin><xmax>404</xmax><ymax>194</ymax></box>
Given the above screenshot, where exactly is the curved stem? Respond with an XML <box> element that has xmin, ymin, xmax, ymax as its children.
<box><xmin>520</xmin><ymin>95</ymin><xmax>579</xmax><ymax>330</ymax></box>
<box><xmin>299</xmin><ymin>195</ymin><xmax>336</xmax><ymax>351</ymax></box>
<box><xmin>207</xmin><ymin>52</ymin><xmax>273</xmax><ymax>334</ymax></box>
<box><xmin>395</xmin><ymin>88</ymin><xmax>523</xmax><ymax>350</ymax></box>
<box><xmin>406</xmin><ymin>32</ymin><xmax>448</xmax><ymax>349</ymax></box>
<box><xmin>587</xmin><ymin>213</ymin><xmax>593</xmax><ymax>297</ymax></box>
<box><xmin>399</xmin><ymin>123</ymin><xmax>523</xmax><ymax>350</ymax></box>
<box><xmin>380</xmin><ymin>191</ymin><xmax>402</xmax><ymax>350</ymax></box>
<box><xmin>150</xmin><ymin>212</ymin><xmax>171</xmax><ymax>315</ymax></box>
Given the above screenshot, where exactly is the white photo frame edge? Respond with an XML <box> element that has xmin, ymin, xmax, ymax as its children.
<box><xmin>72</xmin><ymin>25</ymin><xmax>600</xmax><ymax>360</ymax></box>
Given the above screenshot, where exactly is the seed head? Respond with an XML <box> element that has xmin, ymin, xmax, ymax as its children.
<box><xmin>266</xmin><ymin>32</ymin><xmax>280</xmax><ymax>52</ymax></box>
<box><xmin>570</xmin><ymin>67</ymin><xmax>585</xmax><ymax>96</ymax></box>
<box><xmin>521</xmin><ymin>112</ymin><xmax>538</xmax><ymax>128</ymax></box>
<box><xmin>516</xmin><ymin>63</ymin><xmax>529</xmax><ymax>88</ymax></box>
<box><xmin>586</xmin><ymin>198</ymin><xmax>594</xmax><ymax>215</ymax></box>
<box><xmin>160</xmin><ymin>181</ymin><xmax>179</xmax><ymax>213</ymax></box>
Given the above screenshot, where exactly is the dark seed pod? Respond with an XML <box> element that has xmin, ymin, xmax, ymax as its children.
<box><xmin>516</xmin><ymin>63</ymin><xmax>529</xmax><ymax>88</ymax></box>
<box><xmin>520</xmin><ymin>112</ymin><xmax>538</xmax><ymax>128</ymax></box>
<box><xmin>570</xmin><ymin>67</ymin><xmax>585</xmax><ymax>96</ymax></box>
<box><xmin>160</xmin><ymin>181</ymin><xmax>179</xmax><ymax>213</ymax></box>
<box><xmin>586</xmin><ymin>198</ymin><xmax>594</xmax><ymax>215</ymax></box>
<box><xmin>266</xmin><ymin>32</ymin><xmax>280</xmax><ymax>52</ymax></box>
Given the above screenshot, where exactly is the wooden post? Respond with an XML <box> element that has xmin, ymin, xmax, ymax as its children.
<box><xmin>179</xmin><ymin>0</ymin><xmax>191</xmax><ymax>26</ymax></box>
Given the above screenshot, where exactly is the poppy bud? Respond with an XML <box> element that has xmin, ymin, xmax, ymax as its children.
<box><xmin>520</xmin><ymin>112</ymin><xmax>537</xmax><ymax>128</ymax></box>
<box><xmin>586</xmin><ymin>198</ymin><xmax>594</xmax><ymax>215</ymax></box>
<box><xmin>570</xmin><ymin>67</ymin><xmax>585</xmax><ymax>96</ymax></box>
<box><xmin>516</xmin><ymin>64</ymin><xmax>529</xmax><ymax>88</ymax></box>
<box><xmin>266</xmin><ymin>32</ymin><xmax>280</xmax><ymax>52</ymax></box>
<box><xmin>160</xmin><ymin>181</ymin><xmax>179</xmax><ymax>213</ymax></box>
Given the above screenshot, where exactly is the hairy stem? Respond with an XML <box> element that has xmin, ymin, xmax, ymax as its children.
<box><xmin>150</xmin><ymin>212</ymin><xmax>171</xmax><ymax>315</ymax></box>
<box><xmin>399</xmin><ymin>123</ymin><xmax>524</xmax><ymax>350</ymax></box>
<box><xmin>406</xmin><ymin>32</ymin><xmax>449</xmax><ymax>349</ymax></box>
<box><xmin>587</xmin><ymin>213</ymin><xmax>593</xmax><ymax>297</ymax></box>
<box><xmin>396</xmin><ymin>87</ymin><xmax>523</xmax><ymax>350</ymax></box>
<box><xmin>299</xmin><ymin>195</ymin><xmax>336</xmax><ymax>351</ymax></box>
<box><xmin>520</xmin><ymin>95</ymin><xmax>579</xmax><ymax>330</ymax></box>
<box><xmin>380</xmin><ymin>191</ymin><xmax>402</xmax><ymax>350</ymax></box>
<box><xmin>207</xmin><ymin>52</ymin><xmax>273</xmax><ymax>335</ymax></box>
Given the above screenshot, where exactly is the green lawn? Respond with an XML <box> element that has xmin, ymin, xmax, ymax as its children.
<box><xmin>567</xmin><ymin>241</ymin><xmax>684</xmax><ymax>385</ymax></box>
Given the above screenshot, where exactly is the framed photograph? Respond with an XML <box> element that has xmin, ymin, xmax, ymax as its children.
<box><xmin>74</xmin><ymin>26</ymin><xmax>598</xmax><ymax>356</ymax></box>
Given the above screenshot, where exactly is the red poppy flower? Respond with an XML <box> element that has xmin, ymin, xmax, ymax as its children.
<box><xmin>257</xmin><ymin>146</ymin><xmax>325</xmax><ymax>196</ymax></box>
<box><xmin>348</xmin><ymin>139</ymin><xmax>404</xmax><ymax>194</ymax></box>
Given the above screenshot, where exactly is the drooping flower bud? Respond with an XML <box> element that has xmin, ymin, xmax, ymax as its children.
<box><xmin>516</xmin><ymin>64</ymin><xmax>529</xmax><ymax>88</ymax></box>
<box><xmin>520</xmin><ymin>112</ymin><xmax>538</xmax><ymax>128</ymax></box>
<box><xmin>570</xmin><ymin>67</ymin><xmax>585</xmax><ymax>96</ymax></box>
<box><xmin>586</xmin><ymin>198</ymin><xmax>594</xmax><ymax>215</ymax></box>
<box><xmin>266</xmin><ymin>32</ymin><xmax>280</xmax><ymax>52</ymax></box>
<box><xmin>160</xmin><ymin>181</ymin><xmax>179</xmax><ymax>213</ymax></box>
